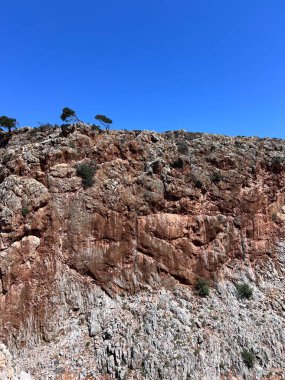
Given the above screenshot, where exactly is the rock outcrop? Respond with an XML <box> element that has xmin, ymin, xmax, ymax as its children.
<box><xmin>0</xmin><ymin>125</ymin><xmax>285</xmax><ymax>379</ymax></box>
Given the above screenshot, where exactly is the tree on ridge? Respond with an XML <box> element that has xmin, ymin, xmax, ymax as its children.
<box><xmin>0</xmin><ymin>116</ymin><xmax>18</xmax><ymax>133</ymax></box>
<box><xmin>60</xmin><ymin>107</ymin><xmax>82</xmax><ymax>124</ymax></box>
<box><xmin>95</xmin><ymin>114</ymin><xmax>112</xmax><ymax>131</ymax></box>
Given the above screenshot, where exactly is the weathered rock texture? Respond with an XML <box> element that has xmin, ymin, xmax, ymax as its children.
<box><xmin>0</xmin><ymin>125</ymin><xmax>285</xmax><ymax>379</ymax></box>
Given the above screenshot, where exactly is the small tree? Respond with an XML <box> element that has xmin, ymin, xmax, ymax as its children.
<box><xmin>60</xmin><ymin>107</ymin><xmax>81</xmax><ymax>124</ymax></box>
<box><xmin>0</xmin><ymin>116</ymin><xmax>18</xmax><ymax>132</ymax></box>
<box><xmin>95</xmin><ymin>114</ymin><xmax>112</xmax><ymax>131</ymax></box>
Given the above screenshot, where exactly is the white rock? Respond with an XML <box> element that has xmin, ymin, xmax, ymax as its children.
<box><xmin>19</xmin><ymin>371</ymin><xmax>32</xmax><ymax>380</ymax></box>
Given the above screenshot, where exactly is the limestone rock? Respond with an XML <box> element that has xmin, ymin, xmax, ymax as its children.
<box><xmin>0</xmin><ymin>126</ymin><xmax>285</xmax><ymax>379</ymax></box>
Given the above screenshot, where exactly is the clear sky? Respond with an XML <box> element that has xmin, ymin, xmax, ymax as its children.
<box><xmin>1</xmin><ymin>1</ymin><xmax>285</xmax><ymax>137</ymax></box>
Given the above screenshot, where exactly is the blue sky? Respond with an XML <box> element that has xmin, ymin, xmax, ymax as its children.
<box><xmin>1</xmin><ymin>1</ymin><xmax>285</xmax><ymax>137</ymax></box>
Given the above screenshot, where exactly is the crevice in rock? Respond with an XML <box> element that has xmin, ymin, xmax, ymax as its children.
<box><xmin>192</xmin><ymin>240</ymin><xmax>204</xmax><ymax>247</ymax></box>
<box><xmin>171</xmin><ymin>273</ymin><xmax>192</xmax><ymax>286</ymax></box>
<box><xmin>0</xmin><ymin>269</ymin><xmax>8</xmax><ymax>295</ymax></box>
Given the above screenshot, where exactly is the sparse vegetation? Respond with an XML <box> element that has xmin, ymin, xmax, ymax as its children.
<box><xmin>194</xmin><ymin>179</ymin><xmax>203</xmax><ymax>189</ymax></box>
<box><xmin>269</xmin><ymin>156</ymin><xmax>284</xmax><ymax>173</ymax></box>
<box><xmin>21</xmin><ymin>207</ymin><xmax>29</xmax><ymax>217</ymax></box>
<box><xmin>210</xmin><ymin>171</ymin><xmax>223</xmax><ymax>184</ymax></box>
<box><xmin>91</xmin><ymin>124</ymin><xmax>102</xmax><ymax>132</ymax></box>
<box><xmin>30</xmin><ymin>123</ymin><xmax>59</xmax><ymax>134</ymax></box>
<box><xmin>176</xmin><ymin>141</ymin><xmax>189</xmax><ymax>155</ymax></box>
<box><xmin>236</xmin><ymin>283</ymin><xmax>253</xmax><ymax>299</ymax></box>
<box><xmin>271</xmin><ymin>156</ymin><xmax>284</xmax><ymax>165</ymax></box>
<box><xmin>241</xmin><ymin>349</ymin><xmax>255</xmax><ymax>368</ymax></box>
<box><xmin>76</xmin><ymin>163</ymin><xmax>96</xmax><ymax>188</ymax></box>
<box><xmin>171</xmin><ymin>157</ymin><xmax>184</xmax><ymax>169</ymax></box>
<box><xmin>195</xmin><ymin>277</ymin><xmax>209</xmax><ymax>297</ymax></box>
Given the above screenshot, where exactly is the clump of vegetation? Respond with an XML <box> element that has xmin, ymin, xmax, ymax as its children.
<box><xmin>210</xmin><ymin>171</ymin><xmax>223</xmax><ymax>184</ymax></box>
<box><xmin>91</xmin><ymin>124</ymin><xmax>102</xmax><ymax>132</ymax></box>
<box><xmin>271</xmin><ymin>156</ymin><xmax>284</xmax><ymax>165</ymax></box>
<box><xmin>0</xmin><ymin>115</ymin><xmax>18</xmax><ymax>132</ymax></box>
<box><xmin>40</xmin><ymin>123</ymin><xmax>59</xmax><ymax>129</ymax></box>
<box><xmin>150</xmin><ymin>160</ymin><xmax>162</xmax><ymax>174</ymax></box>
<box><xmin>95</xmin><ymin>114</ymin><xmax>112</xmax><ymax>131</ymax></box>
<box><xmin>30</xmin><ymin>123</ymin><xmax>59</xmax><ymax>135</ymax></box>
<box><xmin>184</xmin><ymin>132</ymin><xmax>203</xmax><ymax>141</ymax></box>
<box><xmin>0</xmin><ymin>133</ymin><xmax>11</xmax><ymax>148</ymax></box>
<box><xmin>194</xmin><ymin>179</ymin><xmax>203</xmax><ymax>189</ymax></box>
<box><xmin>236</xmin><ymin>283</ymin><xmax>253</xmax><ymax>299</ymax></box>
<box><xmin>171</xmin><ymin>157</ymin><xmax>184</xmax><ymax>169</ymax></box>
<box><xmin>76</xmin><ymin>163</ymin><xmax>96</xmax><ymax>188</ymax></box>
<box><xmin>60</xmin><ymin>123</ymin><xmax>75</xmax><ymax>137</ymax></box>
<box><xmin>195</xmin><ymin>277</ymin><xmax>209</xmax><ymax>297</ymax></box>
<box><xmin>269</xmin><ymin>156</ymin><xmax>284</xmax><ymax>173</ymax></box>
<box><xmin>241</xmin><ymin>349</ymin><xmax>255</xmax><ymax>368</ymax></box>
<box><xmin>176</xmin><ymin>141</ymin><xmax>189</xmax><ymax>155</ymax></box>
<box><xmin>21</xmin><ymin>207</ymin><xmax>29</xmax><ymax>217</ymax></box>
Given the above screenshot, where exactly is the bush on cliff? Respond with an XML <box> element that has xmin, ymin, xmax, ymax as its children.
<box><xmin>176</xmin><ymin>140</ymin><xmax>189</xmax><ymax>155</ymax></box>
<box><xmin>76</xmin><ymin>163</ymin><xmax>96</xmax><ymax>188</ymax></box>
<box><xmin>236</xmin><ymin>283</ymin><xmax>253</xmax><ymax>299</ymax></box>
<box><xmin>241</xmin><ymin>349</ymin><xmax>255</xmax><ymax>368</ymax></box>
<box><xmin>210</xmin><ymin>171</ymin><xmax>223</xmax><ymax>184</ymax></box>
<box><xmin>195</xmin><ymin>277</ymin><xmax>209</xmax><ymax>297</ymax></box>
<box><xmin>30</xmin><ymin>123</ymin><xmax>59</xmax><ymax>135</ymax></box>
<box><xmin>21</xmin><ymin>207</ymin><xmax>29</xmax><ymax>217</ymax></box>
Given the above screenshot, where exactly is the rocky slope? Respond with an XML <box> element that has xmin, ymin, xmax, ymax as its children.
<box><xmin>0</xmin><ymin>125</ymin><xmax>285</xmax><ymax>379</ymax></box>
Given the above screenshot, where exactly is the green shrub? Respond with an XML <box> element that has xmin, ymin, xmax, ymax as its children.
<box><xmin>195</xmin><ymin>277</ymin><xmax>209</xmax><ymax>297</ymax></box>
<box><xmin>236</xmin><ymin>283</ymin><xmax>253</xmax><ymax>299</ymax></box>
<box><xmin>194</xmin><ymin>179</ymin><xmax>203</xmax><ymax>189</ymax></box>
<box><xmin>76</xmin><ymin>163</ymin><xmax>96</xmax><ymax>188</ymax></box>
<box><xmin>210</xmin><ymin>171</ymin><xmax>223</xmax><ymax>184</ymax></box>
<box><xmin>30</xmin><ymin>123</ymin><xmax>59</xmax><ymax>135</ymax></box>
<box><xmin>91</xmin><ymin>124</ymin><xmax>101</xmax><ymax>132</ymax></box>
<box><xmin>176</xmin><ymin>141</ymin><xmax>189</xmax><ymax>155</ymax></box>
<box><xmin>171</xmin><ymin>157</ymin><xmax>184</xmax><ymax>169</ymax></box>
<box><xmin>21</xmin><ymin>207</ymin><xmax>29</xmax><ymax>217</ymax></box>
<box><xmin>271</xmin><ymin>156</ymin><xmax>284</xmax><ymax>165</ymax></box>
<box><xmin>241</xmin><ymin>349</ymin><xmax>255</xmax><ymax>368</ymax></box>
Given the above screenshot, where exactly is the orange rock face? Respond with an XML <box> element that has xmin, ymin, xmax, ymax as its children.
<box><xmin>0</xmin><ymin>126</ymin><xmax>285</xmax><ymax>378</ymax></box>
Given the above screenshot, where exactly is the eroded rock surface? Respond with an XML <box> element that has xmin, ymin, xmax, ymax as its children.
<box><xmin>0</xmin><ymin>125</ymin><xmax>285</xmax><ymax>379</ymax></box>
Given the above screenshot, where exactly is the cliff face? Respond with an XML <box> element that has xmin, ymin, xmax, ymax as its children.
<box><xmin>0</xmin><ymin>125</ymin><xmax>285</xmax><ymax>379</ymax></box>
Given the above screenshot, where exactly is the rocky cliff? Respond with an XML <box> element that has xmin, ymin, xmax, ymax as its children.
<box><xmin>0</xmin><ymin>125</ymin><xmax>284</xmax><ymax>379</ymax></box>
